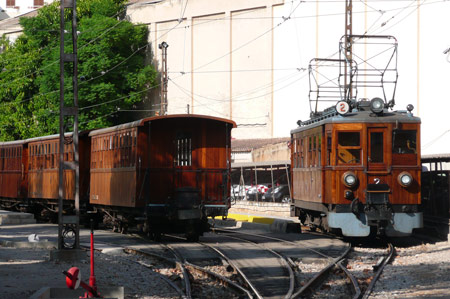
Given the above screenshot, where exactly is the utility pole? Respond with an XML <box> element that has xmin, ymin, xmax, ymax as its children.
<box><xmin>57</xmin><ymin>0</ymin><xmax>80</xmax><ymax>252</ymax></box>
<box><xmin>344</xmin><ymin>0</ymin><xmax>353</xmax><ymax>103</ymax></box>
<box><xmin>159</xmin><ymin>41</ymin><xmax>169</xmax><ymax>115</ymax></box>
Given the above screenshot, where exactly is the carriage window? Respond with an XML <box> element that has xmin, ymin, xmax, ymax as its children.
<box><xmin>176</xmin><ymin>132</ymin><xmax>192</xmax><ymax>166</ymax></box>
<box><xmin>392</xmin><ymin>130</ymin><xmax>417</xmax><ymax>154</ymax></box>
<box><xmin>337</xmin><ymin>132</ymin><xmax>361</xmax><ymax>164</ymax></box>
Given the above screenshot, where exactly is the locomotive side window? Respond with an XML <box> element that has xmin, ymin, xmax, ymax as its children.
<box><xmin>392</xmin><ymin>130</ymin><xmax>417</xmax><ymax>154</ymax></box>
<box><xmin>175</xmin><ymin>132</ymin><xmax>192</xmax><ymax>167</ymax></box>
<box><xmin>326</xmin><ymin>133</ymin><xmax>332</xmax><ymax>165</ymax></box>
<box><xmin>337</xmin><ymin>132</ymin><xmax>361</xmax><ymax>165</ymax></box>
<box><xmin>318</xmin><ymin>135</ymin><xmax>322</xmax><ymax>167</ymax></box>
<box><xmin>300</xmin><ymin>138</ymin><xmax>304</xmax><ymax>168</ymax></box>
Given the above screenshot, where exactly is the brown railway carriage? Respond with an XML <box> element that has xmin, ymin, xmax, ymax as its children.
<box><xmin>0</xmin><ymin>140</ymin><xmax>28</xmax><ymax>200</ymax></box>
<box><xmin>27</xmin><ymin>132</ymin><xmax>91</xmax><ymax>202</ymax></box>
<box><xmin>291</xmin><ymin>101</ymin><xmax>422</xmax><ymax>237</ymax></box>
<box><xmin>89</xmin><ymin>114</ymin><xmax>236</xmax><ymax>238</ymax></box>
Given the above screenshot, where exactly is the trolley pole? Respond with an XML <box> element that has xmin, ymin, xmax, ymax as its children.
<box><xmin>58</xmin><ymin>0</ymin><xmax>80</xmax><ymax>251</ymax></box>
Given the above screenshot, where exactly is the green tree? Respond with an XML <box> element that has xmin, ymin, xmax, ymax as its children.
<box><xmin>0</xmin><ymin>0</ymin><xmax>157</xmax><ymax>141</ymax></box>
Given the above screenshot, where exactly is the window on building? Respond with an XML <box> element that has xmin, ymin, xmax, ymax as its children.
<box><xmin>6</xmin><ymin>0</ymin><xmax>15</xmax><ymax>7</ymax></box>
<box><xmin>34</xmin><ymin>0</ymin><xmax>44</xmax><ymax>6</ymax></box>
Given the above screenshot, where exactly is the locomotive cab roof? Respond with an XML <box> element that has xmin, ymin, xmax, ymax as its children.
<box><xmin>292</xmin><ymin>100</ymin><xmax>420</xmax><ymax>134</ymax></box>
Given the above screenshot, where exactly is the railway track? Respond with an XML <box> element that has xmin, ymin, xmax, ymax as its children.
<box><xmin>100</xmin><ymin>225</ymin><xmax>394</xmax><ymax>298</ymax></box>
<box><xmin>209</xmin><ymin>229</ymin><xmax>348</xmax><ymax>297</ymax></box>
<box><xmin>211</xmin><ymin>228</ymin><xmax>394</xmax><ymax>298</ymax></box>
<box><xmin>85</xmin><ymin>235</ymin><xmax>248</xmax><ymax>298</ymax></box>
<box><xmin>294</xmin><ymin>241</ymin><xmax>395</xmax><ymax>298</ymax></box>
<box><xmin>128</xmin><ymin>233</ymin><xmax>253</xmax><ymax>298</ymax></box>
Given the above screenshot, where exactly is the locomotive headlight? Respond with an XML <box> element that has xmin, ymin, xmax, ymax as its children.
<box><xmin>370</xmin><ymin>97</ymin><xmax>384</xmax><ymax>114</ymax></box>
<box><xmin>398</xmin><ymin>172</ymin><xmax>413</xmax><ymax>187</ymax></box>
<box><xmin>342</xmin><ymin>172</ymin><xmax>358</xmax><ymax>188</ymax></box>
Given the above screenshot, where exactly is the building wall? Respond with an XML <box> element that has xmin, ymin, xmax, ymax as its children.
<box><xmin>128</xmin><ymin>0</ymin><xmax>450</xmax><ymax>155</ymax></box>
<box><xmin>252</xmin><ymin>142</ymin><xmax>290</xmax><ymax>162</ymax></box>
<box><xmin>0</xmin><ymin>0</ymin><xmax>55</xmax><ymax>43</ymax></box>
<box><xmin>0</xmin><ymin>0</ymin><xmax>52</xmax><ymax>20</ymax></box>
<box><xmin>127</xmin><ymin>0</ymin><xmax>283</xmax><ymax>139</ymax></box>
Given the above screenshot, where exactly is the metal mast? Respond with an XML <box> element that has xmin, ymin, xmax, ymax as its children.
<box><xmin>344</xmin><ymin>0</ymin><xmax>353</xmax><ymax>102</ymax></box>
<box><xmin>159</xmin><ymin>41</ymin><xmax>168</xmax><ymax>115</ymax></box>
<box><xmin>58</xmin><ymin>0</ymin><xmax>80</xmax><ymax>250</ymax></box>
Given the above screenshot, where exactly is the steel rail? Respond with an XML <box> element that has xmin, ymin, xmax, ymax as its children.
<box><xmin>361</xmin><ymin>242</ymin><xmax>395</xmax><ymax>299</ymax></box>
<box><xmin>125</xmin><ymin>246</ymin><xmax>252</xmax><ymax>298</ymax></box>
<box><xmin>337</xmin><ymin>260</ymin><xmax>361</xmax><ymax>299</ymax></box>
<box><xmin>221</xmin><ymin>234</ymin><xmax>295</xmax><ymax>299</ymax></box>
<box><xmin>292</xmin><ymin>244</ymin><xmax>352</xmax><ymax>298</ymax></box>
<box><xmin>184</xmin><ymin>261</ymin><xmax>254</xmax><ymax>299</ymax></box>
<box><xmin>200</xmin><ymin>241</ymin><xmax>264</xmax><ymax>299</ymax></box>
<box><xmin>212</xmin><ymin>227</ymin><xmax>335</xmax><ymax>260</ymax></box>
<box><xmin>134</xmin><ymin>259</ymin><xmax>188</xmax><ymax>299</ymax></box>
<box><xmin>164</xmin><ymin>243</ymin><xmax>192</xmax><ymax>299</ymax></box>
<box><xmin>213</xmin><ymin>227</ymin><xmax>358</xmax><ymax>297</ymax></box>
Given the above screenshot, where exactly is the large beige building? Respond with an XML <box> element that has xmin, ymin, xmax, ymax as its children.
<box><xmin>127</xmin><ymin>0</ymin><xmax>450</xmax><ymax>155</ymax></box>
<box><xmin>128</xmin><ymin>0</ymin><xmax>285</xmax><ymax>140</ymax></box>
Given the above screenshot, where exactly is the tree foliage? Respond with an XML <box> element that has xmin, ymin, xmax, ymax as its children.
<box><xmin>0</xmin><ymin>0</ymin><xmax>157</xmax><ymax>141</ymax></box>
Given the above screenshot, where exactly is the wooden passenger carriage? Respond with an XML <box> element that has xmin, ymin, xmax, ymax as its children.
<box><xmin>89</xmin><ymin>114</ymin><xmax>236</xmax><ymax>237</ymax></box>
<box><xmin>290</xmin><ymin>101</ymin><xmax>423</xmax><ymax>237</ymax></box>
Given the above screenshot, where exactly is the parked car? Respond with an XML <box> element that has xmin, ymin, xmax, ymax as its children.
<box><xmin>246</xmin><ymin>184</ymin><xmax>270</xmax><ymax>201</ymax></box>
<box><xmin>230</xmin><ymin>184</ymin><xmax>250</xmax><ymax>200</ymax></box>
<box><xmin>261</xmin><ymin>185</ymin><xmax>291</xmax><ymax>202</ymax></box>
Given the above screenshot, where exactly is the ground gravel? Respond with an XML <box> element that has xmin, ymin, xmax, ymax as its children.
<box><xmin>371</xmin><ymin>239</ymin><xmax>450</xmax><ymax>298</ymax></box>
<box><xmin>2</xmin><ymin>235</ymin><xmax>450</xmax><ymax>298</ymax></box>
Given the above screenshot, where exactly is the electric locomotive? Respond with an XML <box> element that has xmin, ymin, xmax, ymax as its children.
<box><xmin>290</xmin><ymin>99</ymin><xmax>422</xmax><ymax>237</ymax></box>
<box><xmin>290</xmin><ymin>35</ymin><xmax>422</xmax><ymax>237</ymax></box>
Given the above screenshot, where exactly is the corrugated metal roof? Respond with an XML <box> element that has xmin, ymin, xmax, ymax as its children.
<box><xmin>231</xmin><ymin>160</ymin><xmax>290</xmax><ymax>169</ymax></box>
<box><xmin>422</xmin><ymin>154</ymin><xmax>450</xmax><ymax>163</ymax></box>
<box><xmin>231</xmin><ymin>137</ymin><xmax>290</xmax><ymax>152</ymax></box>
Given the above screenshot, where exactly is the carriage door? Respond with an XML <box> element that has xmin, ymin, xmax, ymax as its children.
<box><xmin>367</xmin><ymin>127</ymin><xmax>387</xmax><ymax>172</ymax></box>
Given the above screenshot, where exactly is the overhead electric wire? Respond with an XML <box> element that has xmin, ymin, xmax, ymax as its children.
<box><xmin>0</xmin><ymin>0</ymin><xmax>448</xmax><ymax>134</ymax></box>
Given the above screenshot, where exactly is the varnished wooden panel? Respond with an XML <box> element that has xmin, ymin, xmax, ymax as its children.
<box><xmin>0</xmin><ymin>171</ymin><xmax>21</xmax><ymax>198</ymax></box>
<box><xmin>0</xmin><ymin>144</ymin><xmax>26</xmax><ymax>199</ymax></box>
<box><xmin>147</xmin><ymin>118</ymin><xmax>231</xmax><ymax>206</ymax></box>
<box><xmin>28</xmin><ymin>169</ymin><xmax>75</xmax><ymax>200</ymax></box>
<box><xmin>27</xmin><ymin>134</ymin><xmax>90</xmax><ymax>201</ymax></box>
<box><xmin>292</xmin><ymin>168</ymin><xmax>322</xmax><ymax>203</ymax></box>
<box><xmin>90</xmin><ymin>168</ymin><xmax>137</xmax><ymax>207</ymax></box>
